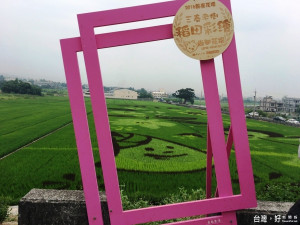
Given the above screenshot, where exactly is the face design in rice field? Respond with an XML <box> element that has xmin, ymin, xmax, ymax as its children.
<box><xmin>144</xmin><ymin>145</ymin><xmax>188</xmax><ymax>160</ymax></box>
<box><xmin>112</xmin><ymin>132</ymin><xmax>206</xmax><ymax>172</ymax></box>
<box><xmin>224</xmin><ymin>127</ymin><xmax>284</xmax><ymax>140</ymax></box>
<box><xmin>111</xmin><ymin>118</ymin><xmax>175</xmax><ymax>131</ymax></box>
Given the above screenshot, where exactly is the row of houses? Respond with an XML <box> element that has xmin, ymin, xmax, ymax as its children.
<box><xmin>84</xmin><ymin>88</ymin><xmax>169</xmax><ymax>100</ymax></box>
<box><xmin>259</xmin><ymin>96</ymin><xmax>300</xmax><ymax>113</ymax></box>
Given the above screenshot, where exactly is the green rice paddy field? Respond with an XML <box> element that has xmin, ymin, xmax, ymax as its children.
<box><xmin>0</xmin><ymin>94</ymin><xmax>300</xmax><ymax>205</ymax></box>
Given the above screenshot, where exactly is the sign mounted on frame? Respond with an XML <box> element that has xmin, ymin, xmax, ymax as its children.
<box><xmin>173</xmin><ymin>0</ymin><xmax>234</xmax><ymax>60</ymax></box>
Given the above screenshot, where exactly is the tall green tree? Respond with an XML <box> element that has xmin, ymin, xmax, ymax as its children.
<box><xmin>0</xmin><ymin>79</ymin><xmax>42</xmax><ymax>96</ymax></box>
<box><xmin>172</xmin><ymin>88</ymin><xmax>195</xmax><ymax>104</ymax></box>
<box><xmin>137</xmin><ymin>88</ymin><xmax>153</xmax><ymax>99</ymax></box>
<box><xmin>0</xmin><ymin>75</ymin><xmax>4</xmax><ymax>89</ymax></box>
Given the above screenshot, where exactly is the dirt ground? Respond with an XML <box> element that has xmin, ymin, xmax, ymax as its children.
<box><xmin>2</xmin><ymin>206</ymin><xmax>18</xmax><ymax>225</ymax></box>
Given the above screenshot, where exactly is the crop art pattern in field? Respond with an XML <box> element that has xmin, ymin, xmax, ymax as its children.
<box><xmin>114</xmin><ymin>133</ymin><xmax>206</xmax><ymax>172</ymax></box>
<box><xmin>1</xmin><ymin>99</ymin><xmax>300</xmax><ymax>205</ymax></box>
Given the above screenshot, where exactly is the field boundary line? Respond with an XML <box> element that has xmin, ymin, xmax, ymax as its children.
<box><xmin>0</xmin><ymin>121</ymin><xmax>73</xmax><ymax>161</ymax></box>
<box><xmin>0</xmin><ymin>113</ymin><xmax>71</xmax><ymax>136</ymax></box>
<box><xmin>258</xmin><ymin>137</ymin><xmax>298</xmax><ymax>146</ymax></box>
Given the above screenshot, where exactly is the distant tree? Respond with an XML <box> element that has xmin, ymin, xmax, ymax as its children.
<box><xmin>41</xmin><ymin>84</ymin><xmax>52</xmax><ymax>89</ymax></box>
<box><xmin>0</xmin><ymin>75</ymin><xmax>4</xmax><ymax>89</ymax></box>
<box><xmin>128</xmin><ymin>87</ymin><xmax>135</xmax><ymax>91</ymax></box>
<box><xmin>29</xmin><ymin>85</ymin><xmax>42</xmax><ymax>95</ymax></box>
<box><xmin>244</xmin><ymin>97</ymin><xmax>253</xmax><ymax>103</ymax></box>
<box><xmin>60</xmin><ymin>83</ymin><xmax>67</xmax><ymax>88</ymax></box>
<box><xmin>28</xmin><ymin>79</ymin><xmax>35</xmax><ymax>84</ymax></box>
<box><xmin>172</xmin><ymin>88</ymin><xmax>195</xmax><ymax>104</ymax></box>
<box><xmin>221</xmin><ymin>97</ymin><xmax>228</xmax><ymax>102</ymax></box>
<box><xmin>245</xmin><ymin>108</ymin><xmax>253</xmax><ymax>114</ymax></box>
<box><xmin>256</xmin><ymin>110</ymin><xmax>267</xmax><ymax>117</ymax></box>
<box><xmin>137</xmin><ymin>88</ymin><xmax>153</xmax><ymax>99</ymax></box>
<box><xmin>1</xmin><ymin>79</ymin><xmax>42</xmax><ymax>96</ymax></box>
<box><xmin>104</xmin><ymin>86</ymin><xmax>114</xmax><ymax>92</ymax></box>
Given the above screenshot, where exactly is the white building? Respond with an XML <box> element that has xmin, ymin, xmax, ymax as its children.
<box><xmin>259</xmin><ymin>96</ymin><xmax>285</xmax><ymax>112</ymax></box>
<box><xmin>105</xmin><ymin>89</ymin><xmax>138</xmax><ymax>100</ymax></box>
<box><xmin>259</xmin><ymin>96</ymin><xmax>278</xmax><ymax>112</ymax></box>
<box><xmin>151</xmin><ymin>90</ymin><xmax>168</xmax><ymax>99</ymax></box>
<box><xmin>282</xmin><ymin>97</ymin><xmax>300</xmax><ymax>113</ymax></box>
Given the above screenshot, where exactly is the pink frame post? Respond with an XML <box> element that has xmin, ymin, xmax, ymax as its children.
<box><xmin>60</xmin><ymin>0</ymin><xmax>257</xmax><ymax>224</ymax></box>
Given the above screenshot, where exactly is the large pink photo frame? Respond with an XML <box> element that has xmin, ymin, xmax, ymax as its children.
<box><xmin>60</xmin><ymin>0</ymin><xmax>257</xmax><ymax>224</ymax></box>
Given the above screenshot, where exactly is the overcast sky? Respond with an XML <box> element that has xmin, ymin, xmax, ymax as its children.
<box><xmin>0</xmin><ymin>0</ymin><xmax>299</xmax><ymax>99</ymax></box>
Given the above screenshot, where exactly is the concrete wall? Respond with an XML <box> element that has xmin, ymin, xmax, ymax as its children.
<box><xmin>19</xmin><ymin>189</ymin><xmax>110</xmax><ymax>225</ymax></box>
<box><xmin>19</xmin><ymin>189</ymin><xmax>296</xmax><ymax>225</ymax></box>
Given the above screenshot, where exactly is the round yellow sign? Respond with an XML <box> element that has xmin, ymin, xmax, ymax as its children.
<box><xmin>173</xmin><ymin>0</ymin><xmax>234</xmax><ymax>60</ymax></box>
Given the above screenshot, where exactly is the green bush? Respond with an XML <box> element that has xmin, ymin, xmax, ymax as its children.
<box><xmin>0</xmin><ymin>196</ymin><xmax>10</xmax><ymax>223</ymax></box>
<box><xmin>121</xmin><ymin>190</ymin><xmax>150</xmax><ymax>210</ymax></box>
<box><xmin>121</xmin><ymin>187</ymin><xmax>205</xmax><ymax>224</ymax></box>
<box><xmin>257</xmin><ymin>110</ymin><xmax>267</xmax><ymax>117</ymax></box>
<box><xmin>121</xmin><ymin>186</ymin><xmax>205</xmax><ymax>210</ymax></box>
<box><xmin>162</xmin><ymin>187</ymin><xmax>205</xmax><ymax>205</ymax></box>
<box><xmin>257</xmin><ymin>183</ymin><xmax>300</xmax><ymax>202</ymax></box>
<box><xmin>245</xmin><ymin>108</ymin><xmax>253</xmax><ymax>114</ymax></box>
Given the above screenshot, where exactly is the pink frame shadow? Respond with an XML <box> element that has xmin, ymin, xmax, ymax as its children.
<box><xmin>60</xmin><ymin>0</ymin><xmax>257</xmax><ymax>224</ymax></box>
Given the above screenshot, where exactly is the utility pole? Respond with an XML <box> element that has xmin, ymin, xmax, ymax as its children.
<box><xmin>253</xmin><ymin>89</ymin><xmax>257</xmax><ymax>118</ymax></box>
<box><xmin>289</xmin><ymin>98</ymin><xmax>291</xmax><ymax>115</ymax></box>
